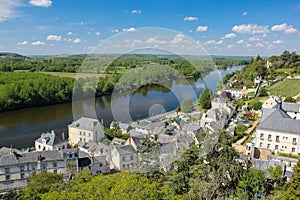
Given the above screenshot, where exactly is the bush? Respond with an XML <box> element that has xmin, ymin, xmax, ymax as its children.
<box><xmin>180</xmin><ymin>98</ymin><xmax>193</xmax><ymax>113</ymax></box>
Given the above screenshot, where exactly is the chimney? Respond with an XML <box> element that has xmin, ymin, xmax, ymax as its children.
<box><xmin>62</xmin><ymin>132</ymin><xmax>65</xmax><ymax>140</ymax></box>
<box><xmin>51</xmin><ymin>130</ymin><xmax>55</xmax><ymax>134</ymax></box>
<box><xmin>93</xmin><ymin>121</ymin><xmax>97</xmax><ymax>127</ymax></box>
<box><xmin>12</xmin><ymin>151</ymin><xmax>18</xmax><ymax>159</ymax></box>
<box><xmin>101</xmin><ymin>118</ymin><xmax>104</xmax><ymax>125</ymax></box>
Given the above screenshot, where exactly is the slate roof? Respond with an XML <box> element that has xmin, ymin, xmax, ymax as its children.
<box><xmin>128</xmin><ymin>130</ymin><xmax>144</xmax><ymax>137</ymax></box>
<box><xmin>257</xmin><ymin>108</ymin><xmax>300</xmax><ymax>134</ymax></box>
<box><xmin>0</xmin><ymin>147</ymin><xmax>19</xmax><ymax>157</ymax></box>
<box><xmin>131</xmin><ymin>136</ymin><xmax>144</xmax><ymax>147</ymax></box>
<box><xmin>282</xmin><ymin>102</ymin><xmax>300</xmax><ymax>113</ymax></box>
<box><xmin>0</xmin><ymin>150</ymin><xmax>64</xmax><ymax>167</ymax></box>
<box><xmin>69</xmin><ymin>117</ymin><xmax>101</xmax><ymax>131</ymax></box>
<box><xmin>35</xmin><ymin>132</ymin><xmax>67</xmax><ymax>146</ymax></box>
<box><xmin>119</xmin><ymin>122</ymin><xmax>131</xmax><ymax>131</ymax></box>
<box><xmin>115</xmin><ymin>144</ymin><xmax>136</xmax><ymax>155</ymax></box>
<box><xmin>182</xmin><ymin>124</ymin><xmax>202</xmax><ymax>133</ymax></box>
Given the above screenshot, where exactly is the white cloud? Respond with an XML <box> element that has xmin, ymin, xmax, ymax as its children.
<box><xmin>29</xmin><ymin>0</ymin><xmax>52</xmax><ymax>7</ymax></box>
<box><xmin>256</xmin><ymin>43</ymin><xmax>264</xmax><ymax>47</ymax></box>
<box><xmin>131</xmin><ymin>9</ymin><xmax>142</xmax><ymax>14</ymax></box>
<box><xmin>273</xmin><ymin>40</ymin><xmax>284</xmax><ymax>44</ymax></box>
<box><xmin>262</xmin><ymin>33</ymin><xmax>267</xmax><ymax>38</ymax></box>
<box><xmin>236</xmin><ymin>40</ymin><xmax>244</xmax><ymax>44</ymax></box>
<box><xmin>111</xmin><ymin>29</ymin><xmax>119</xmax><ymax>33</ymax></box>
<box><xmin>224</xmin><ymin>33</ymin><xmax>236</xmax><ymax>39</ymax></box>
<box><xmin>245</xmin><ymin>43</ymin><xmax>252</xmax><ymax>48</ymax></box>
<box><xmin>122</xmin><ymin>27</ymin><xmax>137</xmax><ymax>32</ymax></box>
<box><xmin>249</xmin><ymin>36</ymin><xmax>260</xmax><ymax>41</ymax></box>
<box><xmin>227</xmin><ymin>44</ymin><xmax>234</xmax><ymax>48</ymax></box>
<box><xmin>32</xmin><ymin>41</ymin><xmax>45</xmax><ymax>46</ymax></box>
<box><xmin>67</xmin><ymin>32</ymin><xmax>73</xmax><ymax>35</ymax></box>
<box><xmin>184</xmin><ymin>16</ymin><xmax>199</xmax><ymax>21</ymax></box>
<box><xmin>216</xmin><ymin>40</ymin><xmax>223</xmax><ymax>45</ymax></box>
<box><xmin>232</xmin><ymin>24</ymin><xmax>269</xmax><ymax>34</ymax></box>
<box><xmin>18</xmin><ymin>41</ymin><xmax>28</xmax><ymax>45</ymax></box>
<box><xmin>73</xmin><ymin>38</ymin><xmax>81</xmax><ymax>43</ymax></box>
<box><xmin>170</xmin><ymin>34</ymin><xmax>185</xmax><ymax>44</ymax></box>
<box><xmin>271</xmin><ymin>23</ymin><xmax>298</xmax><ymax>34</ymax></box>
<box><xmin>0</xmin><ymin>1</ymin><xmax>21</xmax><ymax>22</ymax></box>
<box><xmin>46</xmin><ymin>34</ymin><xmax>61</xmax><ymax>41</ymax></box>
<box><xmin>146</xmin><ymin>37</ymin><xmax>167</xmax><ymax>44</ymax></box>
<box><xmin>196</xmin><ymin>26</ymin><xmax>208</xmax><ymax>32</ymax></box>
<box><xmin>205</xmin><ymin>40</ymin><xmax>216</xmax><ymax>45</ymax></box>
<box><xmin>242</xmin><ymin>11</ymin><xmax>248</xmax><ymax>16</ymax></box>
<box><xmin>95</xmin><ymin>32</ymin><xmax>100</xmax><ymax>36</ymax></box>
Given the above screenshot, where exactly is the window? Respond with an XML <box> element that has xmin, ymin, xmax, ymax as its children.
<box><xmin>80</xmin><ymin>137</ymin><xmax>82</xmax><ymax>142</ymax></box>
<box><xmin>130</xmin><ymin>155</ymin><xmax>134</xmax><ymax>160</ymax></box>
<box><xmin>89</xmin><ymin>133</ymin><xmax>91</xmax><ymax>137</ymax></box>
<box><xmin>20</xmin><ymin>173</ymin><xmax>25</xmax><ymax>179</ymax></box>
<box><xmin>5</xmin><ymin>168</ymin><xmax>10</xmax><ymax>174</ymax></box>
<box><xmin>267</xmin><ymin>144</ymin><xmax>271</xmax><ymax>149</ymax></box>
<box><xmin>53</xmin><ymin>162</ymin><xmax>57</xmax><ymax>168</ymax></box>
<box><xmin>276</xmin><ymin>136</ymin><xmax>280</xmax><ymax>142</ymax></box>
<box><xmin>99</xmin><ymin>163</ymin><xmax>103</xmax><ymax>167</ymax></box>
<box><xmin>54</xmin><ymin>169</ymin><xmax>57</xmax><ymax>174</ymax></box>
<box><xmin>122</xmin><ymin>157</ymin><xmax>125</xmax><ymax>162</ymax></box>
<box><xmin>5</xmin><ymin>175</ymin><xmax>10</xmax><ymax>180</ymax></box>
<box><xmin>260</xmin><ymin>133</ymin><xmax>264</xmax><ymax>140</ymax></box>
<box><xmin>80</xmin><ymin>131</ymin><xmax>82</xmax><ymax>135</ymax></box>
<box><xmin>122</xmin><ymin>164</ymin><xmax>125</xmax><ymax>168</ymax></box>
<box><xmin>292</xmin><ymin>148</ymin><xmax>296</xmax><ymax>153</ymax></box>
<box><xmin>20</xmin><ymin>166</ymin><xmax>25</xmax><ymax>172</ymax></box>
<box><xmin>275</xmin><ymin>145</ymin><xmax>278</xmax><ymax>150</ymax></box>
<box><xmin>42</xmin><ymin>164</ymin><xmax>47</xmax><ymax>170</ymax></box>
<box><xmin>259</xmin><ymin>142</ymin><xmax>263</xmax><ymax>147</ymax></box>
<box><xmin>293</xmin><ymin>138</ymin><xmax>297</xmax><ymax>145</ymax></box>
<box><xmin>32</xmin><ymin>165</ymin><xmax>36</xmax><ymax>171</ymax></box>
<box><xmin>83</xmin><ymin>132</ymin><xmax>86</xmax><ymax>136</ymax></box>
<box><xmin>268</xmin><ymin>135</ymin><xmax>272</xmax><ymax>141</ymax></box>
<box><xmin>38</xmin><ymin>145</ymin><xmax>41</xmax><ymax>150</ymax></box>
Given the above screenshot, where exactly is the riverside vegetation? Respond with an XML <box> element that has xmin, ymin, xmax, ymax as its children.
<box><xmin>0</xmin><ymin>53</ymin><xmax>250</xmax><ymax>112</ymax></box>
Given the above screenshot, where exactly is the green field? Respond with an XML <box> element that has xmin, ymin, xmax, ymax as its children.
<box><xmin>268</xmin><ymin>78</ymin><xmax>300</xmax><ymax>97</ymax></box>
<box><xmin>275</xmin><ymin>68</ymin><xmax>294</xmax><ymax>73</ymax></box>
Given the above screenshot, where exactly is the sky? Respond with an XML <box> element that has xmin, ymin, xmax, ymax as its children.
<box><xmin>1</xmin><ymin>0</ymin><xmax>300</xmax><ymax>56</ymax></box>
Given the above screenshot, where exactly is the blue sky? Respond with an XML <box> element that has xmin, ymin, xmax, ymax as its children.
<box><xmin>1</xmin><ymin>0</ymin><xmax>300</xmax><ymax>56</ymax></box>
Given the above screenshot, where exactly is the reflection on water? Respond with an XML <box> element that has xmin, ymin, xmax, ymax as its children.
<box><xmin>0</xmin><ymin>65</ymin><xmax>244</xmax><ymax>148</ymax></box>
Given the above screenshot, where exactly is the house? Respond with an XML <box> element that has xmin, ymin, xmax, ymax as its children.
<box><xmin>90</xmin><ymin>156</ymin><xmax>110</xmax><ymax>175</ymax></box>
<box><xmin>225</xmin><ymin>86</ymin><xmax>247</xmax><ymax>99</ymax></box>
<box><xmin>35</xmin><ymin>131</ymin><xmax>68</xmax><ymax>151</ymax></box>
<box><xmin>262</xmin><ymin>96</ymin><xmax>278</xmax><ymax>109</ymax></box>
<box><xmin>68</xmin><ymin>117</ymin><xmax>105</xmax><ymax>145</ymax></box>
<box><xmin>111</xmin><ymin>144</ymin><xmax>137</xmax><ymax>170</ymax></box>
<box><xmin>131</xmin><ymin>120</ymin><xmax>165</xmax><ymax>134</ymax></box>
<box><xmin>110</xmin><ymin>121</ymin><xmax>132</xmax><ymax>133</ymax></box>
<box><xmin>125</xmin><ymin>136</ymin><xmax>144</xmax><ymax>151</ymax></box>
<box><xmin>201</xmin><ymin>108</ymin><xmax>231</xmax><ymax>129</ymax></box>
<box><xmin>254</xmin><ymin>101</ymin><xmax>300</xmax><ymax>155</ymax></box>
<box><xmin>0</xmin><ymin>149</ymin><xmax>81</xmax><ymax>192</ymax></box>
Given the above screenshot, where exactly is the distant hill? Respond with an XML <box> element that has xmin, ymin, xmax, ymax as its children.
<box><xmin>0</xmin><ymin>52</ymin><xmax>29</xmax><ymax>59</ymax></box>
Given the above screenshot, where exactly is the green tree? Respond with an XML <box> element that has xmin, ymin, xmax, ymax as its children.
<box><xmin>180</xmin><ymin>98</ymin><xmax>193</xmax><ymax>113</ymax></box>
<box><xmin>198</xmin><ymin>88</ymin><xmax>212</xmax><ymax>110</ymax></box>
<box><xmin>236</xmin><ymin>169</ymin><xmax>266</xmax><ymax>199</ymax></box>
<box><xmin>284</xmin><ymin>96</ymin><xmax>296</xmax><ymax>103</ymax></box>
<box><xmin>259</xmin><ymin>87</ymin><xmax>268</xmax><ymax>97</ymax></box>
<box><xmin>18</xmin><ymin>172</ymin><xmax>63</xmax><ymax>200</ymax></box>
<box><xmin>104</xmin><ymin>128</ymin><xmax>129</xmax><ymax>140</ymax></box>
<box><xmin>268</xmin><ymin>165</ymin><xmax>283</xmax><ymax>184</ymax></box>
<box><xmin>248</xmin><ymin>99</ymin><xmax>262</xmax><ymax>111</ymax></box>
<box><xmin>175</xmin><ymin>106</ymin><xmax>181</xmax><ymax>115</ymax></box>
<box><xmin>280</xmin><ymin>160</ymin><xmax>300</xmax><ymax>199</ymax></box>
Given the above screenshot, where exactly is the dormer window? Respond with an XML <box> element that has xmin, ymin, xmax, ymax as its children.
<box><xmin>42</xmin><ymin>139</ymin><xmax>47</xmax><ymax>144</ymax></box>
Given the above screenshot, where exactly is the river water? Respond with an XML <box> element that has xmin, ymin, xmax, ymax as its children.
<box><xmin>0</xmin><ymin>65</ymin><xmax>244</xmax><ymax>148</ymax></box>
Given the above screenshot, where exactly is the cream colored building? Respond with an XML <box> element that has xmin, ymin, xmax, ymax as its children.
<box><xmin>68</xmin><ymin>117</ymin><xmax>105</xmax><ymax>145</ymax></box>
<box><xmin>254</xmin><ymin>104</ymin><xmax>300</xmax><ymax>155</ymax></box>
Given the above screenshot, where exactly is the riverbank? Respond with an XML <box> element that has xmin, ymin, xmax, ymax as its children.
<box><xmin>0</xmin><ymin>65</ymin><xmax>244</xmax><ymax>149</ymax></box>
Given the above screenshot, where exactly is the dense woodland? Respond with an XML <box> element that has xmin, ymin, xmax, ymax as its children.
<box><xmin>1</xmin><ymin>131</ymin><xmax>299</xmax><ymax>200</ymax></box>
<box><xmin>0</xmin><ymin>53</ymin><xmax>250</xmax><ymax>112</ymax></box>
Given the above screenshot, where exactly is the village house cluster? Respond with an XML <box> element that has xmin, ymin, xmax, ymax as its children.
<box><xmin>0</xmin><ymin>88</ymin><xmax>300</xmax><ymax>192</ymax></box>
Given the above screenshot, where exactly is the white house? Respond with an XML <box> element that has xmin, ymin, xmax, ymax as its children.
<box><xmin>35</xmin><ymin>131</ymin><xmax>68</xmax><ymax>151</ymax></box>
<box><xmin>68</xmin><ymin>117</ymin><xmax>105</xmax><ymax>145</ymax></box>
<box><xmin>254</xmin><ymin>103</ymin><xmax>300</xmax><ymax>155</ymax></box>
<box><xmin>111</xmin><ymin>144</ymin><xmax>136</xmax><ymax>171</ymax></box>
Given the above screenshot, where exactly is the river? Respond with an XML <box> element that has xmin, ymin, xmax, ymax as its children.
<box><xmin>0</xmin><ymin>65</ymin><xmax>244</xmax><ymax>148</ymax></box>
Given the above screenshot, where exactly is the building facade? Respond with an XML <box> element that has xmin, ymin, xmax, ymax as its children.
<box><xmin>35</xmin><ymin>131</ymin><xmax>68</xmax><ymax>151</ymax></box>
<box><xmin>68</xmin><ymin>117</ymin><xmax>105</xmax><ymax>145</ymax></box>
